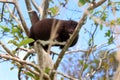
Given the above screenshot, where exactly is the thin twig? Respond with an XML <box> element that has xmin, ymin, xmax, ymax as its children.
<box><xmin>31</xmin><ymin>0</ymin><xmax>42</xmax><ymax>15</ymax></box>
<box><xmin>52</xmin><ymin>70</ymin><xmax>78</xmax><ymax>80</ymax></box>
<box><xmin>65</xmin><ymin>49</ymin><xmax>88</xmax><ymax>54</ymax></box>
<box><xmin>1</xmin><ymin>3</ymin><xmax>5</xmax><ymax>22</ymax></box>
<box><xmin>24</xmin><ymin>0</ymin><xmax>32</xmax><ymax>22</ymax></box>
<box><xmin>0</xmin><ymin>41</ymin><xmax>16</xmax><ymax>57</ymax></box>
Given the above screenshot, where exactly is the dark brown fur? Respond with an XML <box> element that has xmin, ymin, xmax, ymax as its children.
<box><xmin>29</xmin><ymin>18</ymin><xmax>79</xmax><ymax>50</ymax></box>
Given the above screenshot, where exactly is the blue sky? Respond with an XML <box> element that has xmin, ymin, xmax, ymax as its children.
<box><xmin>0</xmin><ymin>0</ymin><xmax>119</xmax><ymax>80</ymax></box>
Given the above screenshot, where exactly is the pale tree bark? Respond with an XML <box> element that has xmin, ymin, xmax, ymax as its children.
<box><xmin>113</xmin><ymin>26</ymin><xmax>120</xmax><ymax>80</ymax></box>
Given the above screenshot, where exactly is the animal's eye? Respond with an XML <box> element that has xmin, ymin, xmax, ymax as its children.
<box><xmin>73</xmin><ymin>23</ymin><xmax>77</xmax><ymax>28</ymax></box>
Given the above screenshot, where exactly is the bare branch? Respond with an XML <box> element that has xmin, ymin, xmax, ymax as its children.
<box><xmin>52</xmin><ymin>70</ymin><xmax>78</xmax><ymax>80</ymax></box>
<box><xmin>24</xmin><ymin>0</ymin><xmax>32</xmax><ymax>22</ymax></box>
<box><xmin>14</xmin><ymin>0</ymin><xmax>29</xmax><ymax>36</ymax></box>
<box><xmin>0</xmin><ymin>54</ymin><xmax>50</xmax><ymax>79</ymax></box>
<box><xmin>31</xmin><ymin>0</ymin><xmax>42</xmax><ymax>15</ymax></box>
<box><xmin>40</xmin><ymin>0</ymin><xmax>49</xmax><ymax>19</ymax></box>
<box><xmin>34</xmin><ymin>41</ymin><xmax>53</xmax><ymax>79</ymax></box>
<box><xmin>0</xmin><ymin>54</ymin><xmax>39</xmax><ymax>70</ymax></box>
<box><xmin>34</xmin><ymin>41</ymin><xmax>53</xmax><ymax>70</ymax></box>
<box><xmin>0</xmin><ymin>0</ymin><xmax>14</xmax><ymax>3</ymax></box>
<box><xmin>0</xmin><ymin>41</ymin><xmax>16</xmax><ymax>57</ymax></box>
<box><xmin>1</xmin><ymin>3</ymin><xmax>5</xmax><ymax>22</ymax></box>
<box><xmin>65</xmin><ymin>49</ymin><xmax>88</xmax><ymax>54</ymax></box>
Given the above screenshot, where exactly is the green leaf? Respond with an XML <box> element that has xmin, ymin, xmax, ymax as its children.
<box><xmin>78</xmin><ymin>0</ymin><xmax>86</xmax><ymax>6</ymax></box>
<box><xmin>18</xmin><ymin>38</ymin><xmax>34</xmax><ymax>47</ymax></box>
<box><xmin>93</xmin><ymin>59</ymin><xmax>99</xmax><ymax>65</ymax></box>
<box><xmin>11</xmin><ymin>27</ymin><xmax>19</xmax><ymax>33</ymax></box>
<box><xmin>88</xmin><ymin>38</ymin><xmax>93</xmax><ymax>46</ymax></box>
<box><xmin>105</xmin><ymin>30</ymin><xmax>111</xmax><ymax>37</ymax></box>
<box><xmin>10</xmin><ymin>67</ymin><xmax>14</xmax><ymax>70</ymax></box>
<box><xmin>101</xmin><ymin>12</ymin><xmax>107</xmax><ymax>21</ymax></box>
<box><xmin>0</xmin><ymin>26</ymin><xmax>10</xmax><ymax>32</ymax></box>
<box><xmin>8</xmin><ymin>40</ymin><xmax>18</xmax><ymax>46</ymax></box>
<box><xmin>45</xmin><ymin>68</ymin><xmax>51</xmax><ymax>74</ymax></box>
<box><xmin>108</xmin><ymin>36</ymin><xmax>114</xmax><ymax>44</ymax></box>
<box><xmin>110</xmin><ymin>20</ymin><xmax>115</xmax><ymax>25</ymax></box>
<box><xmin>79</xmin><ymin>60</ymin><xmax>83</xmax><ymax>65</ymax></box>
<box><xmin>25</xmin><ymin>72</ymin><xmax>36</xmax><ymax>80</ymax></box>
<box><xmin>78</xmin><ymin>0</ymin><xmax>90</xmax><ymax>6</ymax></box>
<box><xmin>83</xmin><ymin>63</ymin><xmax>88</xmax><ymax>71</ymax></box>
<box><xmin>100</xmin><ymin>24</ymin><xmax>103</xmax><ymax>30</ymax></box>
<box><xmin>116</xmin><ymin>18</ymin><xmax>120</xmax><ymax>25</ymax></box>
<box><xmin>49</xmin><ymin>6</ymin><xmax>59</xmax><ymax>16</ymax></box>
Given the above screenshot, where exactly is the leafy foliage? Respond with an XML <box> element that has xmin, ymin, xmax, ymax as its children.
<box><xmin>18</xmin><ymin>38</ymin><xmax>34</xmax><ymax>47</ymax></box>
<box><xmin>49</xmin><ymin>6</ymin><xmax>59</xmax><ymax>17</ymax></box>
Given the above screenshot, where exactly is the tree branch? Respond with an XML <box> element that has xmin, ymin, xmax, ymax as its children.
<box><xmin>40</xmin><ymin>0</ymin><xmax>49</xmax><ymax>19</ymax></box>
<box><xmin>0</xmin><ymin>0</ymin><xmax>14</xmax><ymax>3</ymax></box>
<box><xmin>52</xmin><ymin>70</ymin><xmax>78</xmax><ymax>80</ymax></box>
<box><xmin>24</xmin><ymin>0</ymin><xmax>32</xmax><ymax>23</ymax></box>
<box><xmin>0</xmin><ymin>54</ymin><xmax>50</xmax><ymax>79</ymax></box>
<box><xmin>31</xmin><ymin>0</ymin><xmax>42</xmax><ymax>15</ymax></box>
<box><xmin>0</xmin><ymin>41</ymin><xmax>16</xmax><ymax>57</ymax></box>
<box><xmin>14</xmin><ymin>0</ymin><xmax>29</xmax><ymax>36</ymax></box>
<box><xmin>34</xmin><ymin>41</ymin><xmax>53</xmax><ymax>79</ymax></box>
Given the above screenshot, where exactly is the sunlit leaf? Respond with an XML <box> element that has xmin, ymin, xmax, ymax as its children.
<box><xmin>45</xmin><ymin>68</ymin><xmax>51</xmax><ymax>74</ymax></box>
<box><xmin>0</xmin><ymin>26</ymin><xmax>10</xmax><ymax>32</ymax></box>
<box><xmin>25</xmin><ymin>72</ymin><xmax>38</xmax><ymax>80</ymax></box>
<box><xmin>108</xmin><ymin>36</ymin><xmax>113</xmax><ymax>44</ymax></box>
<box><xmin>101</xmin><ymin>12</ymin><xmax>107</xmax><ymax>21</ymax></box>
<box><xmin>18</xmin><ymin>38</ymin><xmax>34</xmax><ymax>47</ymax></box>
<box><xmin>49</xmin><ymin>6</ymin><xmax>59</xmax><ymax>16</ymax></box>
<box><xmin>79</xmin><ymin>60</ymin><xmax>83</xmax><ymax>65</ymax></box>
<box><xmin>116</xmin><ymin>18</ymin><xmax>120</xmax><ymax>25</ymax></box>
<box><xmin>105</xmin><ymin>30</ymin><xmax>111</xmax><ymax>37</ymax></box>
<box><xmin>110</xmin><ymin>20</ymin><xmax>115</xmax><ymax>25</ymax></box>
<box><xmin>8</xmin><ymin>40</ymin><xmax>18</xmax><ymax>46</ymax></box>
<box><xmin>83</xmin><ymin>63</ymin><xmax>88</xmax><ymax>71</ymax></box>
<box><xmin>11</xmin><ymin>27</ymin><xmax>19</xmax><ymax>33</ymax></box>
<box><xmin>78</xmin><ymin>0</ymin><xmax>86</xmax><ymax>6</ymax></box>
<box><xmin>100</xmin><ymin>24</ymin><xmax>103</xmax><ymax>30</ymax></box>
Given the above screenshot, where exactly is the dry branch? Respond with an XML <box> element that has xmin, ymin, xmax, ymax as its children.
<box><xmin>0</xmin><ymin>0</ymin><xmax>14</xmax><ymax>3</ymax></box>
<box><xmin>0</xmin><ymin>54</ymin><xmax>50</xmax><ymax>79</ymax></box>
<box><xmin>40</xmin><ymin>0</ymin><xmax>49</xmax><ymax>19</ymax></box>
<box><xmin>31</xmin><ymin>0</ymin><xmax>42</xmax><ymax>15</ymax></box>
<box><xmin>25</xmin><ymin>0</ymin><xmax>32</xmax><ymax>23</ymax></box>
<box><xmin>52</xmin><ymin>70</ymin><xmax>78</xmax><ymax>80</ymax></box>
<box><xmin>0</xmin><ymin>41</ymin><xmax>16</xmax><ymax>57</ymax></box>
<box><xmin>14</xmin><ymin>0</ymin><xmax>29</xmax><ymax>36</ymax></box>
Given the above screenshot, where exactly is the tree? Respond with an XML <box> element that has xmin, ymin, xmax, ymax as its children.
<box><xmin>0</xmin><ymin>0</ymin><xmax>120</xmax><ymax>80</ymax></box>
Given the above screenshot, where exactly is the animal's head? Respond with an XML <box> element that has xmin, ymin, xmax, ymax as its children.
<box><xmin>64</xmin><ymin>20</ymin><xmax>78</xmax><ymax>34</ymax></box>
